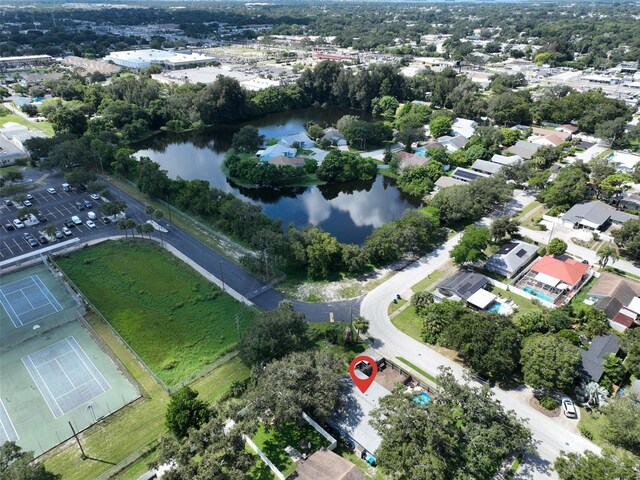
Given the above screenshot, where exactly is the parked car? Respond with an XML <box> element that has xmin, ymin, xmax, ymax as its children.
<box><xmin>54</xmin><ymin>230</ymin><xmax>63</xmax><ymax>239</ymax></box>
<box><xmin>62</xmin><ymin>226</ymin><xmax>72</xmax><ymax>236</ymax></box>
<box><xmin>71</xmin><ymin>216</ymin><xmax>82</xmax><ymax>225</ymax></box>
<box><xmin>37</xmin><ymin>212</ymin><xmax>47</xmax><ymax>222</ymax></box>
<box><xmin>90</xmin><ymin>193</ymin><xmax>100</xmax><ymax>200</ymax></box>
<box><xmin>87</xmin><ymin>211</ymin><xmax>97</xmax><ymax>220</ymax></box>
<box><xmin>47</xmin><ymin>187</ymin><xmax>57</xmax><ymax>194</ymax></box>
<box><xmin>13</xmin><ymin>219</ymin><xmax>25</xmax><ymax>229</ymax></box>
<box><xmin>64</xmin><ymin>220</ymin><xmax>75</xmax><ymax>228</ymax></box>
<box><xmin>84</xmin><ymin>200</ymin><xmax>93</xmax><ymax>208</ymax></box>
<box><xmin>101</xmin><ymin>216</ymin><xmax>111</xmax><ymax>224</ymax></box>
<box><xmin>26</xmin><ymin>194</ymin><xmax>33</xmax><ymax>200</ymax></box>
<box><xmin>23</xmin><ymin>232</ymin><xmax>33</xmax><ymax>240</ymax></box>
<box><xmin>4</xmin><ymin>199</ymin><xmax>11</xmax><ymax>206</ymax></box>
<box><xmin>4</xmin><ymin>222</ymin><xmax>14</xmax><ymax>231</ymax></box>
<box><xmin>562</xmin><ymin>398</ymin><xmax>577</xmax><ymax>418</ymax></box>
<box><xmin>75</xmin><ymin>201</ymin><xmax>85</xmax><ymax>211</ymax></box>
<box><xmin>23</xmin><ymin>199</ymin><xmax>32</xmax><ymax>207</ymax></box>
<box><xmin>85</xmin><ymin>220</ymin><xmax>96</xmax><ymax>229</ymax></box>
<box><xmin>28</xmin><ymin>238</ymin><xmax>39</xmax><ymax>248</ymax></box>
<box><xmin>39</xmin><ymin>235</ymin><xmax>49</xmax><ymax>244</ymax></box>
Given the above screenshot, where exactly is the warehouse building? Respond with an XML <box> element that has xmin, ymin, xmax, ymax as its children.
<box><xmin>104</xmin><ymin>49</ymin><xmax>216</xmax><ymax>70</ymax></box>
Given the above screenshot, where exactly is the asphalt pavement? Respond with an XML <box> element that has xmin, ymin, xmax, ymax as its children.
<box><xmin>1</xmin><ymin>171</ymin><xmax>360</xmax><ymax>322</ymax></box>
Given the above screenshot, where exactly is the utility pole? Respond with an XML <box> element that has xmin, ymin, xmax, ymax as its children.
<box><xmin>69</xmin><ymin>421</ymin><xmax>86</xmax><ymax>459</ymax></box>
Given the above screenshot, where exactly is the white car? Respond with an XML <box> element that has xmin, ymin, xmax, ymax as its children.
<box><xmin>13</xmin><ymin>218</ymin><xmax>25</xmax><ymax>229</ymax></box>
<box><xmin>71</xmin><ymin>215</ymin><xmax>82</xmax><ymax>225</ymax></box>
<box><xmin>85</xmin><ymin>220</ymin><xmax>96</xmax><ymax>229</ymax></box>
<box><xmin>87</xmin><ymin>211</ymin><xmax>97</xmax><ymax>220</ymax></box>
<box><xmin>47</xmin><ymin>187</ymin><xmax>57</xmax><ymax>194</ymax></box>
<box><xmin>62</xmin><ymin>226</ymin><xmax>72</xmax><ymax>236</ymax></box>
<box><xmin>90</xmin><ymin>194</ymin><xmax>100</xmax><ymax>200</ymax></box>
<box><xmin>562</xmin><ymin>398</ymin><xmax>577</xmax><ymax>418</ymax></box>
<box><xmin>23</xmin><ymin>199</ymin><xmax>32</xmax><ymax>207</ymax></box>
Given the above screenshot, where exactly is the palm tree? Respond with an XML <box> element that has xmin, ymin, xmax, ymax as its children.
<box><xmin>126</xmin><ymin>219</ymin><xmax>137</xmax><ymax>238</ymax></box>
<box><xmin>145</xmin><ymin>205</ymin><xmax>155</xmax><ymax>217</ymax></box>
<box><xmin>117</xmin><ymin>219</ymin><xmax>128</xmax><ymax>239</ymax></box>
<box><xmin>43</xmin><ymin>224</ymin><xmax>58</xmax><ymax>240</ymax></box>
<box><xmin>353</xmin><ymin>316</ymin><xmax>370</xmax><ymax>338</ymax></box>
<box><xmin>141</xmin><ymin>223</ymin><xmax>155</xmax><ymax>239</ymax></box>
<box><xmin>597</xmin><ymin>244</ymin><xmax>620</xmax><ymax>268</ymax></box>
<box><xmin>135</xmin><ymin>224</ymin><xmax>145</xmax><ymax>238</ymax></box>
<box><xmin>154</xmin><ymin>209</ymin><xmax>164</xmax><ymax>245</ymax></box>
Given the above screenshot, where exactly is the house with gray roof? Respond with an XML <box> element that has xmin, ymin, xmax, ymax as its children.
<box><xmin>485</xmin><ymin>241</ymin><xmax>538</xmax><ymax>278</ymax></box>
<box><xmin>434</xmin><ymin>175</ymin><xmax>466</xmax><ymax>192</ymax></box>
<box><xmin>435</xmin><ymin>270</ymin><xmax>497</xmax><ymax>309</ymax></box>
<box><xmin>471</xmin><ymin>159</ymin><xmax>502</xmax><ymax>176</ymax></box>
<box><xmin>279</xmin><ymin>132</ymin><xmax>315</xmax><ymax>149</ymax></box>
<box><xmin>437</xmin><ymin>135</ymin><xmax>469</xmax><ymax>152</ymax></box>
<box><xmin>505</xmin><ymin>140</ymin><xmax>541</xmax><ymax>160</ymax></box>
<box><xmin>320</xmin><ymin>128</ymin><xmax>347</xmax><ymax>146</ymax></box>
<box><xmin>561</xmin><ymin>200</ymin><xmax>637</xmax><ymax>231</ymax></box>
<box><xmin>580</xmin><ymin>334</ymin><xmax>620</xmax><ymax>383</ymax></box>
<box><xmin>257</xmin><ymin>144</ymin><xmax>297</xmax><ymax>161</ymax></box>
<box><xmin>491</xmin><ymin>153</ymin><xmax>523</xmax><ymax>166</ymax></box>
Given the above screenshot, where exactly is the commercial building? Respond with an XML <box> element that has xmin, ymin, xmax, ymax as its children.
<box><xmin>105</xmin><ymin>49</ymin><xmax>216</xmax><ymax>69</ymax></box>
<box><xmin>0</xmin><ymin>55</ymin><xmax>54</xmax><ymax>70</ymax></box>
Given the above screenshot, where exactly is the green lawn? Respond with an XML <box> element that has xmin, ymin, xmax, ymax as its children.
<box><xmin>390</xmin><ymin>305</ymin><xmax>423</xmax><ymax>343</ymax></box>
<box><xmin>492</xmin><ymin>288</ymin><xmax>541</xmax><ymax>317</ymax></box>
<box><xmin>251</xmin><ymin>421</ymin><xmax>329</xmax><ymax>477</ymax></box>
<box><xmin>56</xmin><ymin>240</ymin><xmax>256</xmax><ymax>386</ymax></box>
<box><xmin>411</xmin><ymin>268</ymin><xmax>447</xmax><ymax>292</ymax></box>
<box><xmin>0</xmin><ymin>105</ymin><xmax>53</xmax><ymax>135</ymax></box>
<box><xmin>307</xmin><ymin>322</ymin><xmax>367</xmax><ymax>366</ymax></box>
<box><xmin>513</xmin><ymin>200</ymin><xmax>541</xmax><ymax>221</ymax></box>
<box><xmin>388</xmin><ymin>298</ymin><xmax>407</xmax><ymax>314</ymax></box>
<box><xmin>396</xmin><ymin>356</ymin><xmax>439</xmax><ymax>384</ymax></box>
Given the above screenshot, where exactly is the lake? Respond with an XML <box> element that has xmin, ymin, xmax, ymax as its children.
<box><xmin>135</xmin><ymin>107</ymin><xmax>421</xmax><ymax>244</ymax></box>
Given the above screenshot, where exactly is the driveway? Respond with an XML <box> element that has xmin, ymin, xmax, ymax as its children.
<box><xmin>360</xmin><ymin>191</ymin><xmax>599</xmax><ymax>479</ymax></box>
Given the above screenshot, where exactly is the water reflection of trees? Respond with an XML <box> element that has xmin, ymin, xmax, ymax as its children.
<box><xmin>230</xmin><ymin>181</ymin><xmax>306</xmax><ymax>204</ymax></box>
<box><xmin>318</xmin><ymin>177</ymin><xmax>376</xmax><ymax>200</ymax></box>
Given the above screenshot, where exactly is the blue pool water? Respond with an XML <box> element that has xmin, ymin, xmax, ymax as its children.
<box><xmin>413</xmin><ymin>391</ymin><xmax>431</xmax><ymax>406</ymax></box>
<box><xmin>523</xmin><ymin>286</ymin><xmax>554</xmax><ymax>303</ymax></box>
<box><xmin>414</xmin><ymin>147</ymin><xmax>427</xmax><ymax>157</ymax></box>
<box><xmin>487</xmin><ymin>302</ymin><xmax>503</xmax><ymax>313</ymax></box>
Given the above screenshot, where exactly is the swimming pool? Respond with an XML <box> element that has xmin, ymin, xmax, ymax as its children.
<box><xmin>487</xmin><ymin>301</ymin><xmax>510</xmax><ymax>315</ymax></box>
<box><xmin>413</xmin><ymin>391</ymin><xmax>431</xmax><ymax>406</ymax></box>
<box><xmin>523</xmin><ymin>286</ymin><xmax>554</xmax><ymax>303</ymax></box>
<box><xmin>414</xmin><ymin>147</ymin><xmax>427</xmax><ymax>157</ymax></box>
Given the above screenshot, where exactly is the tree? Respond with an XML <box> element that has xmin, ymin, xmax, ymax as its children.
<box><xmin>598</xmin><ymin>173</ymin><xmax>633</xmax><ymax>200</ymax></box>
<box><xmin>601</xmin><ymin>392</ymin><xmax>640</xmax><ymax>454</ymax></box>
<box><xmin>0</xmin><ymin>442</ymin><xmax>60</xmax><ymax>480</ymax></box>
<box><xmin>516</xmin><ymin>309</ymin><xmax>572</xmax><ymax>336</ymax></box>
<box><xmin>490</xmin><ymin>215</ymin><xmax>520</xmax><ymax>242</ymax></box>
<box><xmin>2</xmin><ymin>171</ymin><xmax>23</xmax><ymax>183</ymax></box>
<box><xmin>305</xmin><ymin>121</ymin><xmax>325</xmax><ymax>140</ymax></box>
<box><xmin>531</xmin><ymin>145</ymin><xmax>560</xmax><ymax>169</ymax></box>
<box><xmin>125</xmin><ymin>219</ymin><xmax>137</xmax><ymax>238</ymax></box>
<box><xmin>64</xmin><ymin>169</ymin><xmax>96</xmax><ymax>188</ymax></box>
<box><xmin>21</xmin><ymin>104</ymin><xmax>38</xmax><ymax>117</ymax></box>
<box><xmin>450</xmin><ymin>225</ymin><xmax>491</xmax><ymax>265</ymax></box>
<box><xmin>154</xmin><ymin>209</ymin><xmax>165</xmax><ymax>245</ymax></box>
<box><xmin>396</xmin><ymin>162</ymin><xmax>441</xmax><ymax>196</ymax></box>
<box><xmin>316</xmin><ymin>150</ymin><xmax>377</xmax><ymax>183</ymax></box>
<box><xmin>239</xmin><ymin>301</ymin><xmax>307</xmax><ymax>367</ymax></box>
<box><xmin>140</xmin><ymin>222</ymin><xmax>155</xmax><ymax>239</ymax></box>
<box><xmin>137</xmin><ymin>157</ymin><xmax>170</xmax><ymax>198</ymax></box>
<box><xmin>600</xmin><ymin>353</ymin><xmax>625</xmax><ymax>389</ymax></box>
<box><xmin>99</xmin><ymin>200</ymin><xmax>127</xmax><ymax>217</ymax></box>
<box><xmin>547</xmin><ymin>238</ymin><xmax>568</xmax><ymax>256</ymax></box>
<box><xmin>231</xmin><ymin>125</ymin><xmax>264</xmax><ymax>153</ymax></box>
<box><xmin>43</xmin><ymin>224</ymin><xmax>58</xmax><ymax>240</ymax></box>
<box><xmin>249</xmin><ymin>350</ymin><xmax>342</xmax><ymax>426</ymax></box>
<box><xmin>411</xmin><ymin>290</ymin><xmax>434</xmax><ymax>315</ymax></box>
<box><xmin>612</xmin><ymin>218</ymin><xmax>640</xmax><ymax>259</ymax></box>
<box><xmin>117</xmin><ymin>219</ymin><xmax>128</xmax><ymax>239</ymax></box>
<box><xmin>541</xmin><ymin>166</ymin><xmax>589</xmax><ymax>208</ymax></box>
<box><xmin>165</xmin><ymin>386</ymin><xmax>210</xmax><ymax>439</ymax></box>
<box><xmin>595</xmin><ymin>117</ymin><xmax>627</xmax><ymax>147</ymax></box>
<box><xmin>372</xmin><ymin>95</ymin><xmax>399</xmax><ymax>118</ymax></box>
<box><xmin>555</xmin><ymin>451</ymin><xmax>638</xmax><ymax>480</ymax></box>
<box><xmin>418</xmin><ymin>299</ymin><xmax>468</xmax><ymax>344</ymax></box>
<box><xmin>521</xmin><ymin>334</ymin><xmax>581</xmax><ymax>392</ymax></box>
<box><xmin>597</xmin><ymin>244</ymin><xmax>619</xmax><ymax>267</ymax></box>
<box><xmin>195</xmin><ymin>76</ymin><xmax>248</xmax><ymax>125</ymax></box>
<box><xmin>371</xmin><ymin>368</ymin><xmax>531</xmax><ymax>480</ymax></box>
<box><xmin>353</xmin><ymin>316</ymin><xmax>369</xmax><ymax>337</ymax></box>
<box><xmin>620</xmin><ymin>328</ymin><xmax>640</xmax><ymax>376</ymax></box>
<box><xmin>41</xmin><ymin>102</ymin><xmax>87</xmax><ymax>135</ymax></box>
<box><xmin>429</xmin><ymin>116</ymin><xmax>452</xmax><ymax>138</ymax></box>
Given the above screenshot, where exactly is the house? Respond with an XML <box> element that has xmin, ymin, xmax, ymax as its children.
<box><xmin>293</xmin><ymin>449</ymin><xmax>365</xmax><ymax>480</ymax></box>
<box><xmin>580</xmin><ymin>334</ymin><xmax>621</xmax><ymax>383</ymax></box>
<box><xmin>618</xmin><ymin>191</ymin><xmax>640</xmax><ymax>211</ymax></box>
<box><xmin>451</xmin><ymin>167</ymin><xmax>490</xmax><ymax>183</ymax></box>
<box><xmin>435</xmin><ymin>271</ymin><xmax>497</xmax><ymax>310</ymax></box>
<box><xmin>506</xmin><ymin>140</ymin><xmax>542</xmax><ymax>160</ymax></box>
<box><xmin>561</xmin><ymin>200</ymin><xmax>637</xmax><ymax>231</ymax></box>
<box><xmin>588</xmin><ymin>272</ymin><xmax>640</xmax><ymax>331</ymax></box>
<box><xmin>471</xmin><ymin>159</ymin><xmax>502</xmax><ymax>176</ymax></box>
<box><xmin>529</xmin><ymin>127</ymin><xmax>572</xmax><ymax>147</ymax></box>
<box><xmin>321</xmin><ymin>128</ymin><xmax>347</xmax><ymax>146</ymax></box>
<box><xmin>437</xmin><ymin>135</ymin><xmax>469</xmax><ymax>152</ymax></box>
<box><xmin>485</xmin><ymin>241</ymin><xmax>538</xmax><ymax>278</ymax></box>
<box><xmin>451</xmin><ymin>118</ymin><xmax>477</xmax><ymax>139</ymax></box>
<box><xmin>397</xmin><ymin>151</ymin><xmax>428</xmax><ymax>168</ymax></box>
<box><xmin>279</xmin><ymin>132</ymin><xmax>315</xmax><ymax>149</ymax></box>
<box><xmin>421</xmin><ymin>141</ymin><xmax>446</xmax><ymax>152</ymax></box>
<box><xmin>490</xmin><ymin>153</ymin><xmax>523</xmax><ymax>166</ymax></box>
<box><xmin>607</xmin><ymin>151</ymin><xmax>640</xmax><ymax>173</ymax></box>
<box><xmin>557</xmin><ymin>124</ymin><xmax>579</xmax><ymax>135</ymax></box>
<box><xmin>575</xmin><ymin>144</ymin><xmax>609</xmax><ymax>163</ymax></box>
<box><xmin>434</xmin><ymin>175</ymin><xmax>466</xmax><ymax>191</ymax></box>
<box><xmin>270</xmin><ymin>156</ymin><xmax>306</xmax><ymax>167</ymax></box>
<box><xmin>257</xmin><ymin>144</ymin><xmax>297</xmax><ymax>161</ymax></box>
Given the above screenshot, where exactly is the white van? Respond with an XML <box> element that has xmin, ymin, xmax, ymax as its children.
<box><xmin>62</xmin><ymin>183</ymin><xmax>71</xmax><ymax>192</ymax></box>
<box><xmin>87</xmin><ymin>211</ymin><xmax>97</xmax><ymax>220</ymax></box>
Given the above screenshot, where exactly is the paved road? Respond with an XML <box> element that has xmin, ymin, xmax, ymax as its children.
<box><xmin>360</xmin><ymin>191</ymin><xmax>600</xmax><ymax>480</ymax></box>
<box><xmin>0</xmin><ymin>172</ymin><xmax>360</xmax><ymax>322</ymax></box>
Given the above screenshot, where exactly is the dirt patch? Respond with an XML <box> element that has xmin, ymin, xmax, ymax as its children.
<box><xmin>528</xmin><ymin>397</ymin><xmax>561</xmax><ymax>417</ymax></box>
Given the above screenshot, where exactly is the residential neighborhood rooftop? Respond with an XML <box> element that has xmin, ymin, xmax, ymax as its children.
<box><xmin>580</xmin><ymin>334</ymin><xmax>620</xmax><ymax>382</ymax></box>
<box><xmin>562</xmin><ymin>200</ymin><xmax>637</xmax><ymax>230</ymax></box>
<box><xmin>529</xmin><ymin>255</ymin><xmax>589</xmax><ymax>287</ymax></box>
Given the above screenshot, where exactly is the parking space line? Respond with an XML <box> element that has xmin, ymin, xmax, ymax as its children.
<box><xmin>11</xmin><ymin>238</ymin><xmax>24</xmax><ymax>253</ymax></box>
<box><xmin>3</xmin><ymin>242</ymin><xmax>14</xmax><ymax>255</ymax></box>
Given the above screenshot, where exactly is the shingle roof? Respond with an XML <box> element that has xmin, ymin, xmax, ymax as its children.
<box><xmin>562</xmin><ymin>201</ymin><xmax>637</xmax><ymax>228</ymax></box>
<box><xmin>471</xmin><ymin>159</ymin><xmax>502</xmax><ymax>175</ymax></box>
<box><xmin>293</xmin><ymin>449</ymin><xmax>365</xmax><ymax>480</ymax></box>
<box><xmin>580</xmin><ymin>334</ymin><xmax>620</xmax><ymax>382</ymax></box>
<box><xmin>485</xmin><ymin>241</ymin><xmax>538</xmax><ymax>276</ymax></box>
<box><xmin>491</xmin><ymin>154</ymin><xmax>523</xmax><ymax>166</ymax></box>
<box><xmin>529</xmin><ymin>256</ymin><xmax>589</xmax><ymax>286</ymax></box>
<box><xmin>397</xmin><ymin>151</ymin><xmax>428</xmax><ymax>168</ymax></box>
<box><xmin>438</xmin><ymin>135</ymin><xmax>469</xmax><ymax>149</ymax></box>
<box><xmin>506</xmin><ymin>140</ymin><xmax>541</xmax><ymax>160</ymax></box>
<box><xmin>435</xmin><ymin>176</ymin><xmax>466</xmax><ymax>189</ymax></box>
<box><xmin>437</xmin><ymin>271</ymin><xmax>489</xmax><ymax>300</ymax></box>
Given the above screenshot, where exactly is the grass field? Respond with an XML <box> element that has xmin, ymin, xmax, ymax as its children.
<box><xmin>42</xmin><ymin>309</ymin><xmax>250</xmax><ymax>480</ymax></box>
<box><xmin>56</xmin><ymin>240</ymin><xmax>256</xmax><ymax>386</ymax></box>
<box><xmin>0</xmin><ymin>105</ymin><xmax>54</xmax><ymax>135</ymax></box>
<box><xmin>391</xmin><ymin>305</ymin><xmax>423</xmax><ymax>343</ymax></box>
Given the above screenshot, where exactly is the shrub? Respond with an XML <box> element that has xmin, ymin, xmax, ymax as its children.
<box><xmin>539</xmin><ymin>395</ymin><xmax>559</xmax><ymax>410</ymax></box>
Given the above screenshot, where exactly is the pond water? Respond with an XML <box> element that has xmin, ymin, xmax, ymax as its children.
<box><xmin>135</xmin><ymin>107</ymin><xmax>420</xmax><ymax>244</ymax></box>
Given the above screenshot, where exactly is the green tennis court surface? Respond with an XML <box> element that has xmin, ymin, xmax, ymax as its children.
<box><xmin>0</xmin><ymin>264</ymin><xmax>140</xmax><ymax>456</ymax></box>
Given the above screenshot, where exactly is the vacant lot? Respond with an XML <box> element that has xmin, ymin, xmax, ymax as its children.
<box><xmin>57</xmin><ymin>240</ymin><xmax>256</xmax><ymax>385</ymax></box>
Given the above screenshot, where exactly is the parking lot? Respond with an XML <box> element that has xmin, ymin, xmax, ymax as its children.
<box><xmin>0</xmin><ymin>184</ymin><xmax>122</xmax><ymax>261</ymax></box>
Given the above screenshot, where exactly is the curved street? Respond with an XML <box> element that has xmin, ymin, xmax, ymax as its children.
<box><xmin>360</xmin><ymin>192</ymin><xmax>600</xmax><ymax>480</ymax></box>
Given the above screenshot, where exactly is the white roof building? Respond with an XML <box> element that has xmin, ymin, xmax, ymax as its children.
<box><xmin>105</xmin><ymin>49</ymin><xmax>216</xmax><ymax>69</ymax></box>
<box><xmin>451</xmin><ymin>118</ymin><xmax>477</xmax><ymax>139</ymax></box>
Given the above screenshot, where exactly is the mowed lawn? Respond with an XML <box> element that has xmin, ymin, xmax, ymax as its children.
<box><xmin>57</xmin><ymin>240</ymin><xmax>256</xmax><ymax>386</ymax></box>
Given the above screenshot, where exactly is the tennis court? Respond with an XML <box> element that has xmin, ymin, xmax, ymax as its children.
<box><xmin>0</xmin><ymin>275</ymin><xmax>63</xmax><ymax>327</ymax></box>
<box><xmin>0</xmin><ymin>399</ymin><xmax>18</xmax><ymax>444</ymax></box>
<box><xmin>22</xmin><ymin>337</ymin><xmax>111</xmax><ymax>419</ymax></box>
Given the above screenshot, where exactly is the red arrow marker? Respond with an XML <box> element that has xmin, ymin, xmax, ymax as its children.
<box><xmin>349</xmin><ymin>355</ymin><xmax>378</xmax><ymax>393</ymax></box>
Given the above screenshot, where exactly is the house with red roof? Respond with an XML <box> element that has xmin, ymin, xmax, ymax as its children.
<box><xmin>513</xmin><ymin>255</ymin><xmax>592</xmax><ymax>306</ymax></box>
